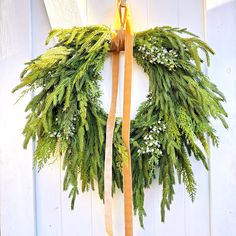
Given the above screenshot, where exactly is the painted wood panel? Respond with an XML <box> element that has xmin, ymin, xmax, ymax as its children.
<box><xmin>179</xmin><ymin>1</ymin><xmax>211</xmax><ymax>236</ymax></box>
<box><xmin>43</xmin><ymin>0</ymin><xmax>86</xmax><ymax>28</ymax></box>
<box><xmin>30</xmin><ymin>2</ymin><xmax>62</xmax><ymax>236</ymax></box>
<box><xmin>207</xmin><ymin>1</ymin><xmax>236</xmax><ymax>236</ymax></box>
<box><xmin>149</xmin><ymin>1</ymin><xmax>185</xmax><ymax>235</ymax></box>
<box><xmin>0</xmin><ymin>1</ymin><xmax>36</xmax><ymax>236</ymax></box>
<box><xmin>2</xmin><ymin>0</ymin><xmax>234</xmax><ymax>235</ymax></box>
<box><xmin>33</xmin><ymin>1</ymin><xmax>93</xmax><ymax>236</ymax></box>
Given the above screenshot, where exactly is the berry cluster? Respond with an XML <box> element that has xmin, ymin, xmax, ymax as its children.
<box><xmin>137</xmin><ymin>121</ymin><xmax>166</xmax><ymax>156</ymax></box>
<box><xmin>49</xmin><ymin>115</ymin><xmax>77</xmax><ymax>140</ymax></box>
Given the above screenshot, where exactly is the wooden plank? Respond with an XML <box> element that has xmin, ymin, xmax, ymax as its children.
<box><xmin>86</xmin><ymin>3</ymin><xmax>115</xmax><ymax>234</ymax></box>
<box><xmin>179</xmin><ymin>0</ymin><xmax>205</xmax><ymax>37</ymax></box>
<box><xmin>148</xmin><ymin>0</ymin><xmax>179</xmax><ymax>28</ymax></box>
<box><xmin>30</xmin><ymin>1</ymin><xmax>62</xmax><ymax>236</ymax></box>
<box><xmin>0</xmin><ymin>0</ymin><xmax>36</xmax><ymax>235</ymax></box>
<box><xmin>35</xmin><ymin>163</ymin><xmax>62</xmax><ymax>236</ymax></box>
<box><xmin>60</xmin><ymin>183</ymin><xmax>92</xmax><ymax>236</ymax></box>
<box><xmin>38</xmin><ymin>1</ymin><xmax>93</xmax><ymax>236</ymax></box>
<box><xmin>179</xmin><ymin>1</ymin><xmax>210</xmax><ymax>236</ymax></box>
<box><xmin>57</xmin><ymin>1</ymin><xmax>93</xmax><ymax>234</ymax></box>
<box><xmin>0</xmin><ymin>1</ymin><xmax>17</xmax><ymax>58</ymax></box>
<box><xmin>43</xmin><ymin>0</ymin><xmax>87</xmax><ymax>28</ymax></box>
<box><xmin>206</xmin><ymin>1</ymin><xmax>236</xmax><ymax>235</ymax></box>
<box><xmin>148</xmin><ymin>1</ymin><xmax>186</xmax><ymax>235</ymax></box>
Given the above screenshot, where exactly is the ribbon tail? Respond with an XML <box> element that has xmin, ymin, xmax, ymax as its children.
<box><xmin>122</xmin><ymin>4</ymin><xmax>134</xmax><ymax>236</ymax></box>
<box><xmin>104</xmin><ymin>52</ymin><xmax>120</xmax><ymax>236</ymax></box>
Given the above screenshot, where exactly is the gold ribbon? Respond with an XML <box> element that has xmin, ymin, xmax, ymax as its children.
<box><xmin>104</xmin><ymin>2</ymin><xmax>134</xmax><ymax>236</ymax></box>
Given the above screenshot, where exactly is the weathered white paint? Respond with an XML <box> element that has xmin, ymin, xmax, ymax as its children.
<box><xmin>1</xmin><ymin>0</ymin><xmax>235</xmax><ymax>235</ymax></box>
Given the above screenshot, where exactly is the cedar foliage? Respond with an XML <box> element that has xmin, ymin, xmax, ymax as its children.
<box><xmin>13</xmin><ymin>25</ymin><xmax>227</xmax><ymax>227</ymax></box>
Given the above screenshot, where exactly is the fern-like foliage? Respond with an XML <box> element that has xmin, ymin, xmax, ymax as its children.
<box><xmin>133</xmin><ymin>26</ymin><xmax>227</xmax><ymax>223</ymax></box>
<box><xmin>13</xmin><ymin>25</ymin><xmax>227</xmax><ymax>227</ymax></box>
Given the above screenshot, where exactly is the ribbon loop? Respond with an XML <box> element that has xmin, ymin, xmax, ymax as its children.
<box><xmin>110</xmin><ymin>29</ymin><xmax>125</xmax><ymax>52</ymax></box>
<box><xmin>104</xmin><ymin>2</ymin><xmax>134</xmax><ymax>236</ymax></box>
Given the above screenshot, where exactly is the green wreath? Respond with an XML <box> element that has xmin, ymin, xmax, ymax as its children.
<box><xmin>13</xmin><ymin>25</ymin><xmax>228</xmax><ymax>226</ymax></box>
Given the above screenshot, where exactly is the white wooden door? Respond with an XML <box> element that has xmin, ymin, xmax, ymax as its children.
<box><xmin>1</xmin><ymin>0</ymin><xmax>235</xmax><ymax>236</ymax></box>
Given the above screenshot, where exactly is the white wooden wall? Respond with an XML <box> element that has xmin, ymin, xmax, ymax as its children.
<box><xmin>0</xmin><ymin>0</ymin><xmax>235</xmax><ymax>235</ymax></box>
<box><xmin>206</xmin><ymin>1</ymin><xmax>236</xmax><ymax>235</ymax></box>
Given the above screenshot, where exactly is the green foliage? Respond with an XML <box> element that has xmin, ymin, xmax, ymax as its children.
<box><xmin>13</xmin><ymin>25</ymin><xmax>227</xmax><ymax>227</ymax></box>
<box><xmin>133</xmin><ymin>26</ymin><xmax>227</xmax><ymax>223</ymax></box>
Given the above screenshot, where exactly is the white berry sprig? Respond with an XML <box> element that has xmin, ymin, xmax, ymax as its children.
<box><xmin>49</xmin><ymin>114</ymin><xmax>78</xmax><ymax>140</ymax></box>
<box><xmin>137</xmin><ymin>121</ymin><xmax>166</xmax><ymax>156</ymax></box>
<box><xmin>138</xmin><ymin>44</ymin><xmax>178</xmax><ymax>71</ymax></box>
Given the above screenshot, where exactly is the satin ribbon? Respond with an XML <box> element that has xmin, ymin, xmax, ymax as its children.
<box><xmin>104</xmin><ymin>2</ymin><xmax>134</xmax><ymax>236</ymax></box>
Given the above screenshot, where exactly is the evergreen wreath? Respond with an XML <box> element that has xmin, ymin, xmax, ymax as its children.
<box><xmin>13</xmin><ymin>25</ymin><xmax>228</xmax><ymax>226</ymax></box>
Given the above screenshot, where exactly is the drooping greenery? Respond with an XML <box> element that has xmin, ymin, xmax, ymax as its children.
<box><xmin>13</xmin><ymin>25</ymin><xmax>227</xmax><ymax>227</ymax></box>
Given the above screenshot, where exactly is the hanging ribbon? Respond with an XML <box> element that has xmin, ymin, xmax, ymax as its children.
<box><xmin>104</xmin><ymin>1</ymin><xmax>134</xmax><ymax>236</ymax></box>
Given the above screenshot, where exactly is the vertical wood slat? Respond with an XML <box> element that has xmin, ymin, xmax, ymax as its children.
<box><xmin>58</xmin><ymin>1</ymin><xmax>93</xmax><ymax>235</ymax></box>
<box><xmin>148</xmin><ymin>0</ymin><xmax>179</xmax><ymax>28</ymax></box>
<box><xmin>207</xmin><ymin>1</ymin><xmax>236</xmax><ymax>235</ymax></box>
<box><xmin>86</xmin><ymin>2</ymin><xmax>116</xmax><ymax>235</ymax></box>
<box><xmin>148</xmin><ymin>1</ymin><xmax>186</xmax><ymax>236</ymax></box>
<box><xmin>179</xmin><ymin>1</ymin><xmax>210</xmax><ymax>236</ymax></box>
<box><xmin>38</xmin><ymin>1</ymin><xmax>93</xmax><ymax>236</ymax></box>
<box><xmin>43</xmin><ymin>0</ymin><xmax>86</xmax><ymax>28</ymax></box>
<box><xmin>148</xmin><ymin>1</ymin><xmax>210</xmax><ymax>236</ymax></box>
<box><xmin>30</xmin><ymin>1</ymin><xmax>61</xmax><ymax>236</ymax></box>
<box><xmin>129</xmin><ymin>2</ymin><xmax>154</xmax><ymax>236</ymax></box>
<box><xmin>0</xmin><ymin>0</ymin><xmax>36</xmax><ymax>235</ymax></box>
<box><xmin>0</xmin><ymin>0</ymin><xmax>18</xmax><ymax>58</ymax></box>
